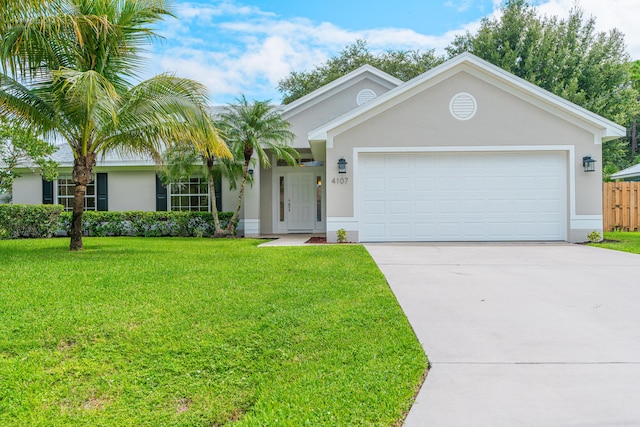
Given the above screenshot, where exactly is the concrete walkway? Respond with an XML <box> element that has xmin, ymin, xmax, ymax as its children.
<box><xmin>257</xmin><ymin>234</ymin><xmax>322</xmax><ymax>247</ymax></box>
<box><xmin>364</xmin><ymin>243</ymin><xmax>640</xmax><ymax>427</ymax></box>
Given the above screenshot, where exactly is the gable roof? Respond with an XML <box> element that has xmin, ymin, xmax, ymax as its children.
<box><xmin>611</xmin><ymin>163</ymin><xmax>640</xmax><ymax>180</ymax></box>
<box><xmin>282</xmin><ymin>64</ymin><xmax>402</xmax><ymax>117</ymax></box>
<box><xmin>308</xmin><ymin>52</ymin><xmax>626</xmax><ymax>143</ymax></box>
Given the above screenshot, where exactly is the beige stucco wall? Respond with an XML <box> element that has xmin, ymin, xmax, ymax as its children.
<box><xmin>11</xmin><ymin>173</ymin><xmax>43</xmax><ymax>204</ymax></box>
<box><xmin>259</xmin><ymin>165</ymin><xmax>273</xmax><ymax>234</ymax></box>
<box><xmin>326</xmin><ymin>70</ymin><xmax>604</xmax><ymax>242</ymax></box>
<box><xmin>104</xmin><ymin>170</ymin><xmax>156</xmax><ymax>211</ymax></box>
<box><xmin>286</xmin><ymin>78</ymin><xmax>396</xmax><ymax>150</ymax></box>
<box><xmin>12</xmin><ymin>169</ymin><xmax>240</xmax><ymax>216</ymax></box>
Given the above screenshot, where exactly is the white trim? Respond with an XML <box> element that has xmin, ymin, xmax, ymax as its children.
<box><xmin>327</xmin><ymin>217</ymin><xmax>359</xmax><ymax>233</ymax></box>
<box><xmin>570</xmin><ymin>216</ymin><xmax>603</xmax><ymax>230</ymax></box>
<box><xmin>353</xmin><ymin>146</ymin><xmax>575</xmax><ymax>241</ymax></box>
<box><xmin>283</xmin><ymin>65</ymin><xmax>401</xmax><ymax>117</ymax></box>
<box><xmin>309</xmin><ymin>52</ymin><xmax>625</xmax><ymax>143</ymax></box>
<box><xmin>242</xmin><ymin>219</ymin><xmax>260</xmax><ymax>237</ymax></box>
<box><xmin>353</xmin><ymin>145</ymin><xmax>572</xmax><ymax>153</ymax></box>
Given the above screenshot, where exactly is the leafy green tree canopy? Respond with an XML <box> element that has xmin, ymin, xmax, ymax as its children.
<box><xmin>447</xmin><ymin>0</ymin><xmax>640</xmax><ymax>170</ymax></box>
<box><xmin>0</xmin><ymin>118</ymin><xmax>58</xmax><ymax>196</ymax></box>
<box><xmin>277</xmin><ymin>40</ymin><xmax>445</xmax><ymax>104</ymax></box>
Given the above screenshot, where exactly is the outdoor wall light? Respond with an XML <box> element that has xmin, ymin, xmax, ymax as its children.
<box><xmin>337</xmin><ymin>158</ymin><xmax>348</xmax><ymax>174</ymax></box>
<box><xmin>248</xmin><ymin>168</ymin><xmax>254</xmax><ymax>176</ymax></box>
<box><xmin>582</xmin><ymin>156</ymin><xmax>596</xmax><ymax>172</ymax></box>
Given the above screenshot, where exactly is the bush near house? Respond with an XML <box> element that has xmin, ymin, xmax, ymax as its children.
<box><xmin>0</xmin><ymin>206</ymin><xmax>236</xmax><ymax>239</ymax></box>
<box><xmin>58</xmin><ymin>211</ymin><xmax>236</xmax><ymax>237</ymax></box>
<box><xmin>0</xmin><ymin>204</ymin><xmax>64</xmax><ymax>239</ymax></box>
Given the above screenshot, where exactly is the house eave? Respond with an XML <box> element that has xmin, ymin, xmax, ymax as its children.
<box><xmin>308</xmin><ymin>52</ymin><xmax>627</xmax><ymax>142</ymax></box>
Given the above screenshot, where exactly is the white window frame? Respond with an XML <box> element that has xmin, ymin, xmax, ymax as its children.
<box><xmin>56</xmin><ymin>175</ymin><xmax>97</xmax><ymax>212</ymax></box>
<box><xmin>168</xmin><ymin>176</ymin><xmax>210</xmax><ymax>212</ymax></box>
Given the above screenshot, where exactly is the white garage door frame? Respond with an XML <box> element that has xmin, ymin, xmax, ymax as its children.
<box><xmin>327</xmin><ymin>145</ymin><xmax>599</xmax><ymax>242</ymax></box>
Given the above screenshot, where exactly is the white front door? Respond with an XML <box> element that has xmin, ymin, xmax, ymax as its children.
<box><xmin>288</xmin><ymin>173</ymin><xmax>316</xmax><ymax>231</ymax></box>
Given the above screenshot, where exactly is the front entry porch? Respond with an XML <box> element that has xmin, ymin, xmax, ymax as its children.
<box><xmin>272</xmin><ymin>169</ymin><xmax>325</xmax><ymax>234</ymax></box>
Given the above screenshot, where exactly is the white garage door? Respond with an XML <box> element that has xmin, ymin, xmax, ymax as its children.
<box><xmin>359</xmin><ymin>152</ymin><xmax>567</xmax><ymax>242</ymax></box>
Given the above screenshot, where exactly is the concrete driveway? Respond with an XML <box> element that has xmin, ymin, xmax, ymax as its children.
<box><xmin>364</xmin><ymin>243</ymin><xmax>640</xmax><ymax>427</ymax></box>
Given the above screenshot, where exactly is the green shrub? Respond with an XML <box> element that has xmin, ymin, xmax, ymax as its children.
<box><xmin>0</xmin><ymin>204</ymin><xmax>64</xmax><ymax>239</ymax></box>
<box><xmin>57</xmin><ymin>211</ymin><xmax>235</xmax><ymax>237</ymax></box>
<box><xmin>587</xmin><ymin>230</ymin><xmax>602</xmax><ymax>243</ymax></box>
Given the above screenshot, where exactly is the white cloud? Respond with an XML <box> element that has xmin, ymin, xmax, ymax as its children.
<box><xmin>444</xmin><ymin>0</ymin><xmax>474</xmax><ymax>13</ymax></box>
<box><xmin>146</xmin><ymin>0</ymin><xmax>638</xmax><ymax>104</ymax></box>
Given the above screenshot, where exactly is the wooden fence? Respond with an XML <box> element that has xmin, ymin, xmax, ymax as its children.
<box><xmin>603</xmin><ymin>182</ymin><xmax>640</xmax><ymax>231</ymax></box>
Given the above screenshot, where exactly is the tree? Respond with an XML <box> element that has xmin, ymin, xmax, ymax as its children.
<box><xmin>277</xmin><ymin>40</ymin><xmax>445</xmax><ymax>104</ymax></box>
<box><xmin>159</xmin><ymin>142</ymin><xmax>238</xmax><ymax>237</ymax></box>
<box><xmin>0</xmin><ymin>0</ymin><xmax>229</xmax><ymax>250</ymax></box>
<box><xmin>629</xmin><ymin>60</ymin><xmax>640</xmax><ymax>157</ymax></box>
<box><xmin>447</xmin><ymin>0</ymin><xmax>640</xmax><ymax>172</ymax></box>
<box><xmin>0</xmin><ymin>118</ymin><xmax>58</xmax><ymax>198</ymax></box>
<box><xmin>218</xmin><ymin>96</ymin><xmax>298</xmax><ymax>234</ymax></box>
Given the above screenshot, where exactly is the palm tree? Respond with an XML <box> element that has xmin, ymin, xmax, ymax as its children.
<box><xmin>159</xmin><ymin>143</ymin><xmax>237</xmax><ymax>236</ymax></box>
<box><xmin>218</xmin><ymin>96</ymin><xmax>298</xmax><ymax>235</ymax></box>
<box><xmin>0</xmin><ymin>0</ymin><xmax>229</xmax><ymax>250</ymax></box>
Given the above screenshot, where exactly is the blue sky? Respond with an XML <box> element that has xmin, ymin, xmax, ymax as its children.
<box><xmin>145</xmin><ymin>0</ymin><xmax>640</xmax><ymax>105</ymax></box>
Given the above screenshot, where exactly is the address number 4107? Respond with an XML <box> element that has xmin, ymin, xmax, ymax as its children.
<box><xmin>331</xmin><ymin>177</ymin><xmax>349</xmax><ymax>184</ymax></box>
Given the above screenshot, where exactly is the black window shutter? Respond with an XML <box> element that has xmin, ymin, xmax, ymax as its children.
<box><xmin>156</xmin><ymin>174</ymin><xmax>168</xmax><ymax>211</ymax></box>
<box><xmin>214</xmin><ymin>179</ymin><xmax>222</xmax><ymax>212</ymax></box>
<box><xmin>96</xmin><ymin>173</ymin><xmax>108</xmax><ymax>211</ymax></box>
<box><xmin>42</xmin><ymin>179</ymin><xmax>54</xmax><ymax>204</ymax></box>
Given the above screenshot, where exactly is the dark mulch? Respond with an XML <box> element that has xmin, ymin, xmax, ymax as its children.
<box><xmin>305</xmin><ymin>236</ymin><xmax>327</xmax><ymax>244</ymax></box>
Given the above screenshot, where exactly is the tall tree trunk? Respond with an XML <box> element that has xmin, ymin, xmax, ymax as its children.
<box><xmin>225</xmin><ymin>161</ymin><xmax>249</xmax><ymax>235</ymax></box>
<box><xmin>207</xmin><ymin>160</ymin><xmax>227</xmax><ymax>237</ymax></box>
<box><xmin>70</xmin><ymin>152</ymin><xmax>96</xmax><ymax>251</ymax></box>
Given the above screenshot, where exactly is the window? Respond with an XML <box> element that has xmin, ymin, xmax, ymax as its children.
<box><xmin>169</xmin><ymin>176</ymin><xmax>209</xmax><ymax>211</ymax></box>
<box><xmin>316</xmin><ymin>176</ymin><xmax>322</xmax><ymax>222</ymax></box>
<box><xmin>57</xmin><ymin>175</ymin><xmax>96</xmax><ymax>212</ymax></box>
<box><xmin>279</xmin><ymin>176</ymin><xmax>285</xmax><ymax>221</ymax></box>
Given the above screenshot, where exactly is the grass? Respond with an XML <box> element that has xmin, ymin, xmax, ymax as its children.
<box><xmin>589</xmin><ymin>231</ymin><xmax>640</xmax><ymax>254</ymax></box>
<box><xmin>0</xmin><ymin>238</ymin><xmax>427</xmax><ymax>426</ymax></box>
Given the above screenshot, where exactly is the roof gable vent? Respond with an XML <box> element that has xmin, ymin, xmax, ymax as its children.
<box><xmin>450</xmin><ymin>92</ymin><xmax>477</xmax><ymax>121</ymax></box>
<box><xmin>357</xmin><ymin>89</ymin><xmax>377</xmax><ymax>106</ymax></box>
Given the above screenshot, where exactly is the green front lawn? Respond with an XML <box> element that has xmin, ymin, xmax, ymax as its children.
<box><xmin>590</xmin><ymin>231</ymin><xmax>640</xmax><ymax>254</ymax></box>
<box><xmin>0</xmin><ymin>238</ymin><xmax>426</xmax><ymax>426</ymax></box>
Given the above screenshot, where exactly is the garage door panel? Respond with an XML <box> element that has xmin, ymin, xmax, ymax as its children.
<box><xmin>415</xmin><ymin>201</ymin><xmax>436</xmax><ymax>214</ymax></box>
<box><xmin>438</xmin><ymin>200</ymin><xmax>461</xmax><ymax>214</ymax></box>
<box><xmin>363</xmin><ymin>177</ymin><xmax>385</xmax><ymax>192</ymax></box>
<box><xmin>388</xmin><ymin>177</ymin><xmax>411</xmax><ymax>191</ymax></box>
<box><xmin>437</xmin><ymin>177</ymin><xmax>461</xmax><ymax>190</ymax></box>
<box><xmin>413</xmin><ymin>177</ymin><xmax>436</xmax><ymax>191</ymax></box>
<box><xmin>359</xmin><ymin>152</ymin><xmax>567</xmax><ymax>242</ymax></box>
<box><xmin>363</xmin><ymin>200</ymin><xmax>385</xmax><ymax>215</ymax></box>
<box><xmin>462</xmin><ymin>199</ymin><xmax>487</xmax><ymax>214</ymax></box>
<box><xmin>388</xmin><ymin>223</ymin><xmax>411</xmax><ymax>238</ymax></box>
<box><xmin>389</xmin><ymin>201</ymin><xmax>411</xmax><ymax>214</ymax></box>
<box><xmin>387</xmin><ymin>156</ymin><xmax>411</xmax><ymax>169</ymax></box>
